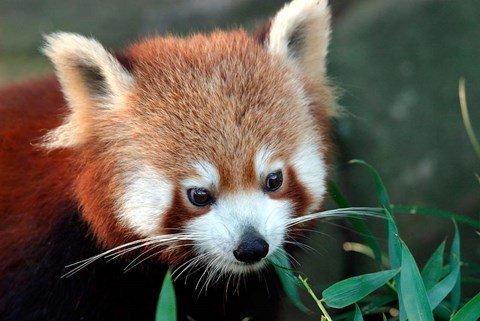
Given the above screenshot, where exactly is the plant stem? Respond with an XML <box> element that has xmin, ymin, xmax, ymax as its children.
<box><xmin>458</xmin><ymin>78</ymin><xmax>480</xmax><ymax>159</ymax></box>
<box><xmin>298</xmin><ymin>276</ymin><xmax>333</xmax><ymax>321</ymax></box>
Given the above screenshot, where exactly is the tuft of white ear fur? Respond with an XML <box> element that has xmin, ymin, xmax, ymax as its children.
<box><xmin>42</xmin><ymin>32</ymin><xmax>133</xmax><ymax>148</ymax></box>
<box><xmin>267</xmin><ymin>0</ymin><xmax>331</xmax><ymax>85</ymax></box>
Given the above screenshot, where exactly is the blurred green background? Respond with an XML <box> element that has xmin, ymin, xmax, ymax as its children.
<box><xmin>1</xmin><ymin>0</ymin><xmax>479</xmax><ymax>319</ymax></box>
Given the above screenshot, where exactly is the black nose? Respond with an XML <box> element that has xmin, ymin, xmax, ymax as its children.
<box><xmin>233</xmin><ymin>230</ymin><xmax>269</xmax><ymax>263</ymax></box>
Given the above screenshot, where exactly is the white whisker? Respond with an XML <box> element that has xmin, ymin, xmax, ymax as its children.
<box><xmin>286</xmin><ymin>207</ymin><xmax>384</xmax><ymax>228</ymax></box>
<box><xmin>62</xmin><ymin>232</ymin><xmax>196</xmax><ymax>278</ymax></box>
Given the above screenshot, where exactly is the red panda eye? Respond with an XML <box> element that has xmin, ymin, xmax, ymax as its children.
<box><xmin>265</xmin><ymin>170</ymin><xmax>283</xmax><ymax>192</ymax></box>
<box><xmin>187</xmin><ymin>188</ymin><xmax>213</xmax><ymax>207</ymax></box>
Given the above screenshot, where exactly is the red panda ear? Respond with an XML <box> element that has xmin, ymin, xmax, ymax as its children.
<box><xmin>266</xmin><ymin>0</ymin><xmax>331</xmax><ymax>86</ymax></box>
<box><xmin>41</xmin><ymin>32</ymin><xmax>134</xmax><ymax>149</ymax></box>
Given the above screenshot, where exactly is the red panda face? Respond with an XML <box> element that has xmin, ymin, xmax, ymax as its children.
<box><xmin>117</xmin><ymin>37</ymin><xmax>330</xmax><ymax>273</ymax></box>
<box><xmin>42</xmin><ymin>0</ymin><xmax>334</xmax><ymax>276</ymax></box>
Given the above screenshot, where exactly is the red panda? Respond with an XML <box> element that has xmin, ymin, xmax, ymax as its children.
<box><xmin>0</xmin><ymin>0</ymin><xmax>335</xmax><ymax>320</ymax></box>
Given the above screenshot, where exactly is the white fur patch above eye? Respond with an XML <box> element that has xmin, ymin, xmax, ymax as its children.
<box><xmin>255</xmin><ymin>146</ymin><xmax>284</xmax><ymax>178</ymax></box>
<box><xmin>118</xmin><ymin>166</ymin><xmax>173</xmax><ymax>236</ymax></box>
<box><xmin>182</xmin><ymin>161</ymin><xmax>220</xmax><ymax>189</ymax></box>
<box><xmin>292</xmin><ymin>138</ymin><xmax>327</xmax><ymax>211</ymax></box>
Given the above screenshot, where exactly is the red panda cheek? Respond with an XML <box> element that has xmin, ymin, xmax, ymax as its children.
<box><xmin>159</xmin><ymin>187</ymin><xmax>211</xmax><ymax>264</ymax></box>
<box><xmin>75</xmin><ymin>159</ymin><xmax>136</xmax><ymax>249</ymax></box>
<box><xmin>161</xmin><ymin>187</ymin><xmax>211</xmax><ymax>231</ymax></box>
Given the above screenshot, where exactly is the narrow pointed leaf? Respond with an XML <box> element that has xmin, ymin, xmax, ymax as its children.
<box><xmin>156</xmin><ymin>269</ymin><xmax>177</xmax><ymax>321</ymax></box>
<box><xmin>450</xmin><ymin>221</ymin><xmax>461</xmax><ymax>311</ymax></box>
<box><xmin>270</xmin><ymin>249</ymin><xmax>309</xmax><ymax>313</ymax></box>
<box><xmin>322</xmin><ymin>269</ymin><xmax>399</xmax><ymax>308</ymax></box>
<box><xmin>450</xmin><ymin>291</ymin><xmax>480</xmax><ymax>321</ymax></box>
<box><xmin>427</xmin><ymin>252</ymin><xmax>460</xmax><ymax>310</ymax></box>
<box><xmin>349</xmin><ymin>160</ymin><xmax>391</xmax><ymax>212</ymax></box>
<box><xmin>361</xmin><ymin>293</ymin><xmax>397</xmax><ymax>315</ymax></box>
<box><xmin>391</xmin><ymin>205</ymin><xmax>480</xmax><ymax>230</ymax></box>
<box><xmin>382</xmin><ymin>314</ymin><xmax>388</xmax><ymax>321</ymax></box>
<box><xmin>354</xmin><ymin>304</ymin><xmax>364</xmax><ymax>321</ymax></box>
<box><xmin>328</xmin><ymin>180</ymin><xmax>351</xmax><ymax>208</ymax></box>
<box><xmin>421</xmin><ymin>241</ymin><xmax>446</xmax><ymax>290</ymax></box>
<box><xmin>384</xmin><ymin>210</ymin><xmax>405</xmax><ymax>321</ymax></box>
<box><xmin>400</xmin><ymin>241</ymin><xmax>434</xmax><ymax>321</ymax></box>
<box><xmin>385</xmin><ymin>210</ymin><xmax>401</xmax><ymax>269</ymax></box>
<box><xmin>433</xmin><ymin>301</ymin><xmax>452</xmax><ymax>319</ymax></box>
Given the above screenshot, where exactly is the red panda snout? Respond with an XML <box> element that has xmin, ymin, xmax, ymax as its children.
<box><xmin>233</xmin><ymin>229</ymin><xmax>269</xmax><ymax>264</ymax></box>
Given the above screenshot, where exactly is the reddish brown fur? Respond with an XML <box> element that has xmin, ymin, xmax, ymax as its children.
<box><xmin>124</xmin><ymin>30</ymin><xmax>330</xmax><ymax>189</ymax></box>
<box><xmin>0</xmin><ymin>29</ymin><xmax>333</xmax><ymax>270</ymax></box>
<box><xmin>0</xmin><ymin>77</ymin><xmax>74</xmax><ymax>275</ymax></box>
<box><xmin>0</xmin><ymin>2</ymin><xmax>336</xmax><ymax>318</ymax></box>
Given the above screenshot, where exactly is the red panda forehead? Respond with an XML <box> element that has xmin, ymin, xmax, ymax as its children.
<box><xmin>120</xmin><ymin>30</ymin><xmax>316</xmax><ymax>187</ymax></box>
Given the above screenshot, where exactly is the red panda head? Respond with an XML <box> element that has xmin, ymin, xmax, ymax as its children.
<box><xmin>42</xmin><ymin>0</ymin><xmax>334</xmax><ymax>275</ymax></box>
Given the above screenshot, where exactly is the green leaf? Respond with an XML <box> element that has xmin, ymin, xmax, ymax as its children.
<box><xmin>328</xmin><ymin>181</ymin><xmax>383</xmax><ymax>268</ymax></box>
<box><xmin>433</xmin><ymin>301</ymin><xmax>452</xmax><ymax>320</ymax></box>
<box><xmin>392</xmin><ymin>205</ymin><xmax>480</xmax><ymax>230</ymax></box>
<box><xmin>361</xmin><ymin>293</ymin><xmax>397</xmax><ymax>315</ymax></box>
<box><xmin>382</xmin><ymin>314</ymin><xmax>388</xmax><ymax>321</ymax></box>
<box><xmin>322</xmin><ymin>269</ymin><xmax>399</xmax><ymax>309</ymax></box>
<box><xmin>384</xmin><ymin>210</ymin><xmax>405</xmax><ymax>320</ymax></box>
<box><xmin>421</xmin><ymin>241</ymin><xmax>446</xmax><ymax>290</ymax></box>
<box><xmin>450</xmin><ymin>291</ymin><xmax>480</xmax><ymax>321</ymax></box>
<box><xmin>450</xmin><ymin>221</ymin><xmax>461</xmax><ymax>311</ymax></box>
<box><xmin>349</xmin><ymin>160</ymin><xmax>391</xmax><ymax>212</ymax></box>
<box><xmin>328</xmin><ymin>180</ymin><xmax>351</xmax><ymax>208</ymax></box>
<box><xmin>270</xmin><ymin>249</ymin><xmax>309</xmax><ymax>313</ymax></box>
<box><xmin>385</xmin><ymin>210</ymin><xmax>400</xmax><ymax>270</ymax></box>
<box><xmin>156</xmin><ymin>269</ymin><xmax>177</xmax><ymax>321</ymax></box>
<box><xmin>427</xmin><ymin>249</ymin><xmax>460</xmax><ymax>310</ymax></box>
<box><xmin>353</xmin><ymin>304</ymin><xmax>364</xmax><ymax>321</ymax></box>
<box><xmin>399</xmin><ymin>241</ymin><xmax>435</xmax><ymax>321</ymax></box>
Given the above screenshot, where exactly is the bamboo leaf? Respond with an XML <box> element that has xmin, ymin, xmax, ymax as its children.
<box><xmin>353</xmin><ymin>304</ymin><xmax>364</xmax><ymax>321</ymax></box>
<box><xmin>421</xmin><ymin>241</ymin><xmax>446</xmax><ymax>290</ymax></box>
<box><xmin>391</xmin><ymin>205</ymin><xmax>480</xmax><ymax>230</ymax></box>
<box><xmin>322</xmin><ymin>269</ymin><xmax>399</xmax><ymax>309</ymax></box>
<box><xmin>400</xmin><ymin>241</ymin><xmax>434</xmax><ymax>321</ymax></box>
<box><xmin>450</xmin><ymin>291</ymin><xmax>480</xmax><ymax>321</ymax></box>
<box><xmin>432</xmin><ymin>301</ymin><xmax>452</xmax><ymax>320</ymax></box>
<box><xmin>450</xmin><ymin>221</ymin><xmax>461</xmax><ymax>311</ymax></box>
<box><xmin>349</xmin><ymin>160</ymin><xmax>391</xmax><ymax>212</ymax></box>
<box><xmin>270</xmin><ymin>248</ymin><xmax>309</xmax><ymax>313</ymax></box>
<box><xmin>427</xmin><ymin>251</ymin><xmax>460</xmax><ymax>310</ymax></box>
<box><xmin>156</xmin><ymin>269</ymin><xmax>177</xmax><ymax>321</ymax></box>
<box><xmin>328</xmin><ymin>180</ymin><xmax>351</xmax><ymax>208</ymax></box>
<box><xmin>384</xmin><ymin>210</ymin><xmax>405</xmax><ymax>320</ymax></box>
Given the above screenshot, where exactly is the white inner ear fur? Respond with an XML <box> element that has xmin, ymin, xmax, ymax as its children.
<box><xmin>42</xmin><ymin>32</ymin><xmax>134</xmax><ymax>148</ymax></box>
<box><xmin>118</xmin><ymin>165</ymin><xmax>173</xmax><ymax>236</ymax></box>
<box><xmin>267</xmin><ymin>0</ymin><xmax>331</xmax><ymax>83</ymax></box>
